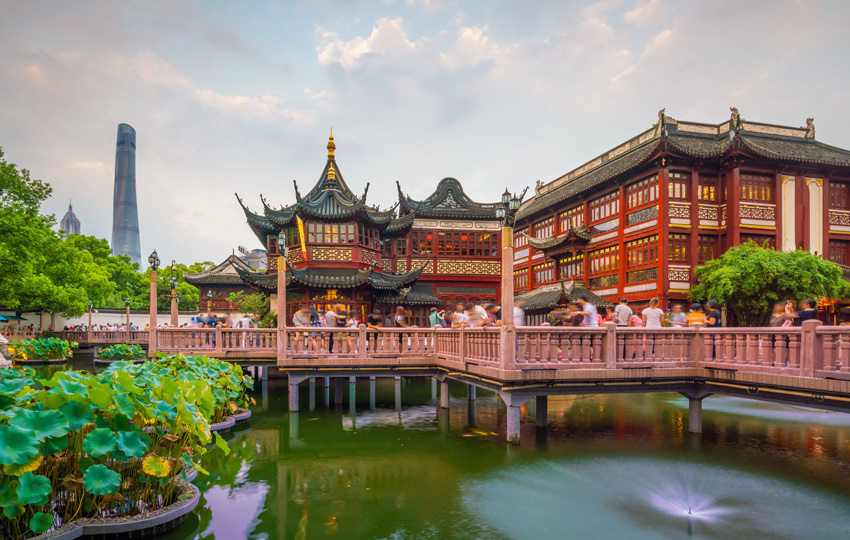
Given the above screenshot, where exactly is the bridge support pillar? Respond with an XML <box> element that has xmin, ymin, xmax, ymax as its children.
<box><xmin>394</xmin><ymin>376</ymin><xmax>402</xmax><ymax>411</ymax></box>
<box><xmin>431</xmin><ymin>377</ymin><xmax>438</xmax><ymax>401</ymax></box>
<box><xmin>467</xmin><ymin>399</ymin><xmax>476</xmax><ymax>427</ymax></box>
<box><xmin>680</xmin><ymin>389</ymin><xmax>713</xmax><ymax>434</ymax></box>
<box><xmin>308</xmin><ymin>377</ymin><xmax>316</xmax><ymax>411</ymax></box>
<box><xmin>288</xmin><ymin>375</ymin><xmax>307</xmax><ymax>412</ymax></box>
<box><xmin>334</xmin><ymin>377</ymin><xmax>344</xmax><ymax>406</ymax></box>
<box><xmin>350</xmin><ymin>377</ymin><xmax>357</xmax><ymax>414</ymax></box>
<box><xmin>467</xmin><ymin>385</ymin><xmax>476</xmax><ymax>401</ymax></box>
<box><xmin>260</xmin><ymin>366</ymin><xmax>268</xmax><ymax>381</ymax></box>
<box><xmin>440</xmin><ymin>380</ymin><xmax>450</xmax><ymax>409</ymax></box>
<box><xmin>323</xmin><ymin>377</ymin><xmax>330</xmax><ymax>407</ymax></box>
<box><xmin>500</xmin><ymin>391</ymin><xmax>531</xmax><ymax>445</ymax></box>
<box><xmin>535</xmin><ymin>395</ymin><xmax>547</xmax><ymax>427</ymax></box>
<box><xmin>369</xmin><ymin>376</ymin><xmax>376</xmax><ymax>410</ymax></box>
<box><xmin>289</xmin><ymin>412</ymin><xmax>298</xmax><ymax>440</ymax></box>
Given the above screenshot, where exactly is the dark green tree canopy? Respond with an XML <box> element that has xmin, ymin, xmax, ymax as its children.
<box><xmin>690</xmin><ymin>242</ymin><xmax>850</xmax><ymax>326</ymax></box>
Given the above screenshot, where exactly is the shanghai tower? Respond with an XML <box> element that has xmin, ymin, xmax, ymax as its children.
<box><xmin>111</xmin><ymin>123</ymin><xmax>141</xmax><ymax>265</ymax></box>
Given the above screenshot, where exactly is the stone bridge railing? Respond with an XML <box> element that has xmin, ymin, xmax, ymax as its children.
<box><xmin>49</xmin><ymin>321</ymin><xmax>850</xmax><ymax>379</ymax></box>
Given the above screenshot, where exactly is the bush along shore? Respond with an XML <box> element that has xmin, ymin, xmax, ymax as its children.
<box><xmin>95</xmin><ymin>344</ymin><xmax>146</xmax><ymax>363</ymax></box>
<box><xmin>0</xmin><ymin>354</ymin><xmax>254</xmax><ymax>539</ymax></box>
<box><xmin>9</xmin><ymin>338</ymin><xmax>78</xmax><ymax>363</ymax></box>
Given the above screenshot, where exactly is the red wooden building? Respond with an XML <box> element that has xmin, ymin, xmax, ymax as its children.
<box><xmin>513</xmin><ymin>109</ymin><xmax>850</xmax><ymax>314</ymax></box>
<box><xmin>236</xmin><ymin>133</ymin><xmax>505</xmax><ymax>326</ymax></box>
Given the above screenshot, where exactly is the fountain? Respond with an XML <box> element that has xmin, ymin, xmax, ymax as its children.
<box><xmin>462</xmin><ymin>458</ymin><xmax>850</xmax><ymax>539</ymax></box>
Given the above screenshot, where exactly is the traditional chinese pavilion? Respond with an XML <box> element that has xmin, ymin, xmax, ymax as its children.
<box><xmin>513</xmin><ymin>108</ymin><xmax>850</xmax><ymax>312</ymax></box>
<box><xmin>236</xmin><ymin>132</ymin><xmax>505</xmax><ymax>325</ymax></box>
<box><xmin>183</xmin><ymin>254</ymin><xmax>257</xmax><ymax>313</ymax></box>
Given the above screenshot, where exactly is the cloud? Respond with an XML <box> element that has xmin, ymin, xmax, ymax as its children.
<box><xmin>624</xmin><ymin>0</ymin><xmax>662</xmax><ymax>26</ymax></box>
<box><xmin>317</xmin><ymin>18</ymin><xmax>417</xmax><ymax>70</ymax></box>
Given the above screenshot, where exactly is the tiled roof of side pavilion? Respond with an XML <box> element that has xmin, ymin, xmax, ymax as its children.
<box><xmin>236</xmin><ymin>263</ymin><xmax>425</xmax><ymax>292</ymax></box>
<box><xmin>183</xmin><ymin>254</ymin><xmax>254</xmax><ymax>286</ymax></box>
<box><xmin>397</xmin><ymin>178</ymin><xmax>502</xmax><ymax>220</ymax></box>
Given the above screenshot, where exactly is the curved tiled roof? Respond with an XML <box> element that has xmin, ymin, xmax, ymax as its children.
<box><xmin>382</xmin><ymin>211</ymin><xmax>416</xmax><ymax>237</ymax></box>
<box><xmin>236</xmin><ymin>194</ymin><xmax>277</xmax><ymax>244</ymax></box>
<box><xmin>237</xmin><ymin>263</ymin><xmax>425</xmax><ymax>292</ymax></box>
<box><xmin>518</xmin><ymin>140</ymin><xmax>660</xmax><ymax>220</ymax></box>
<box><xmin>526</xmin><ymin>226</ymin><xmax>596</xmax><ymax>251</ymax></box>
<box><xmin>374</xmin><ymin>284</ymin><xmax>443</xmax><ymax>306</ymax></box>
<box><xmin>739</xmin><ymin>136</ymin><xmax>850</xmax><ymax>167</ymax></box>
<box><xmin>398</xmin><ymin>178</ymin><xmax>502</xmax><ymax>219</ymax></box>
<box><xmin>184</xmin><ymin>255</ymin><xmax>255</xmax><ymax>286</ymax></box>
<box><xmin>515</xmin><ymin>280</ymin><xmax>607</xmax><ymax>311</ymax></box>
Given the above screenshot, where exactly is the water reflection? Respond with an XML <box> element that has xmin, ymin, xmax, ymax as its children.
<box><xmin>44</xmin><ymin>363</ymin><xmax>850</xmax><ymax>540</ymax></box>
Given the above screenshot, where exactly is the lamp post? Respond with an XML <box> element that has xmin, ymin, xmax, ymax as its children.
<box><xmin>169</xmin><ymin>260</ymin><xmax>178</xmax><ymax>327</ymax></box>
<box><xmin>495</xmin><ymin>187</ymin><xmax>526</xmax><ymax>369</ymax></box>
<box><xmin>206</xmin><ymin>289</ymin><xmax>213</xmax><ymax>314</ymax></box>
<box><xmin>148</xmin><ymin>250</ymin><xmax>160</xmax><ymax>354</ymax></box>
<box><xmin>277</xmin><ymin>230</ymin><xmax>288</xmax><ymax>362</ymax></box>
<box><xmin>87</xmin><ymin>300</ymin><xmax>93</xmax><ymax>342</ymax></box>
<box><xmin>125</xmin><ymin>297</ymin><xmax>131</xmax><ymax>341</ymax></box>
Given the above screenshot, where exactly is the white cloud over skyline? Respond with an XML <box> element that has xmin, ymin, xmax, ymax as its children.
<box><xmin>1</xmin><ymin>0</ymin><xmax>848</xmax><ymax>265</ymax></box>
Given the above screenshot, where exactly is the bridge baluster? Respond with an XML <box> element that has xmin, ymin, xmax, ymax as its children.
<box><xmin>823</xmin><ymin>333</ymin><xmax>837</xmax><ymax>372</ymax></box>
<box><xmin>840</xmin><ymin>334</ymin><xmax>850</xmax><ymax>373</ymax></box>
<box><xmin>787</xmin><ymin>334</ymin><xmax>801</xmax><ymax>370</ymax></box>
<box><xmin>759</xmin><ymin>333</ymin><xmax>772</xmax><ymax>366</ymax></box>
<box><xmin>746</xmin><ymin>333</ymin><xmax>759</xmax><ymax>365</ymax></box>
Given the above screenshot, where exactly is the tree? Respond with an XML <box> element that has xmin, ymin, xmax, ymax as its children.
<box><xmin>690</xmin><ymin>242</ymin><xmax>850</xmax><ymax>326</ymax></box>
<box><xmin>227</xmin><ymin>291</ymin><xmax>269</xmax><ymax>320</ymax></box>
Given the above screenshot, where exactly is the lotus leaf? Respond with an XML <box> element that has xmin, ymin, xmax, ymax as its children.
<box><xmin>59</xmin><ymin>400</ymin><xmax>93</xmax><ymax>431</ymax></box>
<box><xmin>42</xmin><ymin>434</ymin><xmax>69</xmax><ymax>455</ymax></box>
<box><xmin>0</xmin><ymin>377</ymin><xmax>30</xmax><ymax>394</ymax></box>
<box><xmin>114</xmin><ymin>392</ymin><xmax>136</xmax><ymax>417</ymax></box>
<box><xmin>214</xmin><ymin>433</ymin><xmax>231</xmax><ymax>456</ymax></box>
<box><xmin>94</xmin><ymin>414</ymin><xmax>110</xmax><ymax>429</ymax></box>
<box><xmin>0</xmin><ymin>480</ymin><xmax>18</xmax><ymax>506</ymax></box>
<box><xmin>30</xmin><ymin>511</ymin><xmax>54</xmax><ymax>534</ymax></box>
<box><xmin>83</xmin><ymin>464</ymin><xmax>121</xmax><ymax>496</ymax></box>
<box><xmin>141</xmin><ymin>454</ymin><xmax>171</xmax><ymax>477</ymax></box>
<box><xmin>56</xmin><ymin>378</ymin><xmax>88</xmax><ymax>396</ymax></box>
<box><xmin>17</xmin><ymin>472</ymin><xmax>51</xmax><ymax>505</ymax></box>
<box><xmin>4</xmin><ymin>503</ymin><xmax>23</xmax><ymax>518</ymax></box>
<box><xmin>117</xmin><ymin>431</ymin><xmax>149</xmax><ymax>459</ymax></box>
<box><xmin>155</xmin><ymin>400</ymin><xmax>178</xmax><ymax>420</ymax></box>
<box><xmin>10</xmin><ymin>409</ymin><xmax>69</xmax><ymax>442</ymax></box>
<box><xmin>62</xmin><ymin>473</ymin><xmax>84</xmax><ymax>491</ymax></box>
<box><xmin>4</xmin><ymin>453</ymin><xmax>43</xmax><ymax>476</ymax></box>
<box><xmin>87</xmin><ymin>387</ymin><xmax>113</xmax><ymax>410</ymax></box>
<box><xmin>83</xmin><ymin>428</ymin><xmax>118</xmax><ymax>457</ymax></box>
<box><xmin>0</xmin><ymin>425</ymin><xmax>41</xmax><ymax>465</ymax></box>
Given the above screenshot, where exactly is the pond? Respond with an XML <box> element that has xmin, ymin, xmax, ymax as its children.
<box><xmin>53</xmin><ymin>357</ymin><xmax>850</xmax><ymax>539</ymax></box>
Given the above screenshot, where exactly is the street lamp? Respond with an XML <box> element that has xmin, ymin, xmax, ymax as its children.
<box><xmin>496</xmin><ymin>186</ymin><xmax>528</xmax><ymax>338</ymax></box>
<box><xmin>169</xmin><ymin>260</ymin><xmax>179</xmax><ymax>327</ymax></box>
<box><xmin>125</xmin><ymin>297</ymin><xmax>131</xmax><ymax>338</ymax></box>
<box><xmin>276</xmin><ymin>230</ymin><xmax>288</xmax><ymax>357</ymax></box>
<box><xmin>148</xmin><ymin>250</ymin><xmax>160</xmax><ymax>271</ymax></box>
<box><xmin>207</xmin><ymin>289</ymin><xmax>213</xmax><ymax>314</ymax></box>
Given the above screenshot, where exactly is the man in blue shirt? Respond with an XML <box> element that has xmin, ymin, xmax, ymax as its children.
<box><xmin>576</xmin><ymin>295</ymin><xmax>599</xmax><ymax>327</ymax></box>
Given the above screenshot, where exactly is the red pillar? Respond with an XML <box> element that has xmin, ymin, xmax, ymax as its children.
<box><xmin>658</xmin><ymin>165</ymin><xmax>670</xmax><ymax>307</ymax></box>
<box><xmin>617</xmin><ymin>183</ymin><xmax>627</xmax><ymax>299</ymax></box>
<box><xmin>688</xmin><ymin>166</ymin><xmax>700</xmax><ymax>285</ymax></box>
<box><xmin>728</xmin><ymin>166</ymin><xmax>741</xmax><ymax>246</ymax></box>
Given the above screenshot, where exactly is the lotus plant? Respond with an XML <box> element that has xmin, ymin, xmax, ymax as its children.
<box><xmin>0</xmin><ymin>354</ymin><xmax>253</xmax><ymax>539</ymax></box>
<box><xmin>9</xmin><ymin>338</ymin><xmax>78</xmax><ymax>362</ymax></box>
<box><xmin>97</xmin><ymin>344</ymin><xmax>145</xmax><ymax>362</ymax></box>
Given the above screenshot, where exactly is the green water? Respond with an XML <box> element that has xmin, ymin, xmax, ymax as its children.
<box><xmin>49</xmin><ymin>358</ymin><xmax>850</xmax><ymax>539</ymax></box>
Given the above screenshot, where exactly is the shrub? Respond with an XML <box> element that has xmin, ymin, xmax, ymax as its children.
<box><xmin>9</xmin><ymin>337</ymin><xmax>77</xmax><ymax>361</ymax></box>
<box><xmin>98</xmin><ymin>344</ymin><xmax>145</xmax><ymax>361</ymax></box>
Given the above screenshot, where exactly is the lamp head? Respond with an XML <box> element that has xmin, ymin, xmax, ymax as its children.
<box><xmin>125</xmin><ymin>298</ymin><xmax>131</xmax><ymax>306</ymax></box>
<box><xmin>501</xmin><ymin>189</ymin><xmax>511</xmax><ymax>205</ymax></box>
<box><xmin>509</xmin><ymin>195</ymin><xmax>521</xmax><ymax>211</ymax></box>
<box><xmin>148</xmin><ymin>250</ymin><xmax>160</xmax><ymax>270</ymax></box>
<box><xmin>495</xmin><ymin>207</ymin><xmax>506</xmax><ymax>220</ymax></box>
<box><xmin>87</xmin><ymin>301</ymin><xmax>93</xmax><ymax>310</ymax></box>
<box><xmin>278</xmin><ymin>230</ymin><xmax>286</xmax><ymax>252</ymax></box>
<box><xmin>207</xmin><ymin>290</ymin><xmax>213</xmax><ymax>299</ymax></box>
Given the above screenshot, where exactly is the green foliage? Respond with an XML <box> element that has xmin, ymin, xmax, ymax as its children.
<box><xmin>98</xmin><ymin>344</ymin><xmax>145</xmax><ymax>361</ymax></box>
<box><xmin>259</xmin><ymin>311</ymin><xmax>277</xmax><ymax>328</ymax></box>
<box><xmin>0</xmin><ymin>356</ymin><xmax>253</xmax><ymax>539</ymax></box>
<box><xmin>82</xmin><ymin>464</ymin><xmax>121</xmax><ymax>496</ymax></box>
<box><xmin>690</xmin><ymin>242</ymin><xmax>850</xmax><ymax>326</ymax></box>
<box><xmin>9</xmin><ymin>337</ymin><xmax>77</xmax><ymax>361</ymax></box>
<box><xmin>227</xmin><ymin>291</ymin><xmax>269</xmax><ymax>320</ymax></box>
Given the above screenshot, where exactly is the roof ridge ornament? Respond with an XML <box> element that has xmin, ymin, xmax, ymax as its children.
<box><xmin>327</xmin><ymin>127</ymin><xmax>335</xmax><ymax>159</ymax></box>
<box><xmin>804</xmin><ymin>117</ymin><xmax>815</xmax><ymax>139</ymax></box>
<box><xmin>327</xmin><ymin>163</ymin><xmax>336</xmax><ymax>180</ymax></box>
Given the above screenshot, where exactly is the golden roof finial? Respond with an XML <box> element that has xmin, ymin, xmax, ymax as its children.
<box><xmin>327</xmin><ymin>162</ymin><xmax>336</xmax><ymax>180</ymax></box>
<box><xmin>327</xmin><ymin>127</ymin><xmax>335</xmax><ymax>159</ymax></box>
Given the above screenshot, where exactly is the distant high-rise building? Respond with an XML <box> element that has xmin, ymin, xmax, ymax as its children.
<box><xmin>59</xmin><ymin>201</ymin><xmax>81</xmax><ymax>237</ymax></box>
<box><xmin>111</xmin><ymin>123</ymin><xmax>141</xmax><ymax>265</ymax></box>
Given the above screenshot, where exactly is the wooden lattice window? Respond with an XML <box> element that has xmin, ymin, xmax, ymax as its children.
<box><xmin>534</xmin><ymin>217</ymin><xmax>555</xmax><ymax>238</ymax></box>
<box><xmin>740</xmin><ymin>174</ymin><xmax>773</xmax><ymax>203</ymax></box>
<box><xmin>589</xmin><ymin>246</ymin><xmax>619</xmax><ymax>275</ymax></box>
<box><xmin>698</xmin><ymin>176</ymin><xmax>718</xmax><ymax>203</ymax></box>
<box><xmin>668</xmin><ymin>233</ymin><xmax>688</xmax><ymax>263</ymax></box>
<box><xmin>829</xmin><ymin>182</ymin><xmax>850</xmax><ymax>210</ymax></box>
<box><xmin>829</xmin><ymin>240</ymin><xmax>850</xmax><ymax>266</ymax></box>
<box><xmin>589</xmin><ymin>192</ymin><xmax>619</xmax><ymax>224</ymax></box>
<box><xmin>627</xmin><ymin>174</ymin><xmax>659</xmax><ymax>210</ymax></box>
<box><xmin>559</xmin><ymin>255</ymin><xmax>583</xmax><ymax>280</ymax></box>
<box><xmin>514</xmin><ymin>268</ymin><xmax>529</xmax><ymax>289</ymax></box>
<box><xmin>668</xmin><ymin>172</ymin><xmax>689</xmax><ymax>201</ymax></box>
<box><xmin>559</xmin><ymin>206</ymin><xmax>584</xmax><ymax>232</ymax></box>
<box><xmin>697</xmin><ymin>235</ymin><xmax>717</xmax><ymax>264</ymax></box>
<box><xmin>532</xmin><ymin>262</ymin><xmax>555</xmax><ymax>285</ymax></box>
<box><xmin>625</xmin><ymin>235</ymin><xmax>659</xmax><ymax>268</ymax></box>
<box><xmin>514</xmin><ymin>228</ymin><xmax>528</xmax><ymax>248</ymax></box>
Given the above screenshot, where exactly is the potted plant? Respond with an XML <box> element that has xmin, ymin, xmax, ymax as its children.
<box><xmin>9</xmin><ymin>337</ymin><xmax>78</xmax><ymax>364</ymax></box>
<box><xmin>94</xmin><ymin>344</ymin><xmax>146</xmax><ymax>365</ymax></box>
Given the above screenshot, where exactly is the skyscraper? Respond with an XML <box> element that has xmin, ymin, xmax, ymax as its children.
<box><xmin>59</xmin><ymin>201</ymin><xmax>81</xmax><ymax>237</ymax></box>
<box><xmin>111</xmin><ymin>123</ymin><xmax>141</xmax><ymax>265</ymax></box>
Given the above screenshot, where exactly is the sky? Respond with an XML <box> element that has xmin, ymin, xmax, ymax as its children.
<box><xmin>2</xmin><ymin>0</ymin><xmax>849</xmax><ymax>265</ymax></box>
